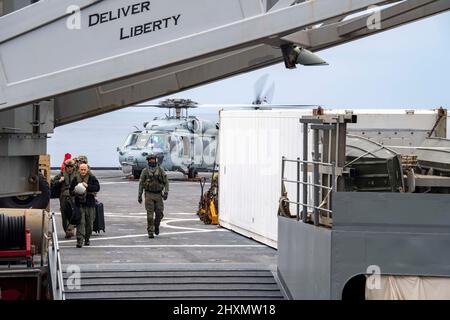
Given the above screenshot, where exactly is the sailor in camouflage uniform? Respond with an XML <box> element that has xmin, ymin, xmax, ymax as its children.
<box><xmin>51</xmin><ymin>159</ymin><xmax>76</xmax><ymax>238</ymax></box>
<box><xmin>138</xmin><ymin>154</ymin><xmax>169</xmax><ymax>238</ymax></box>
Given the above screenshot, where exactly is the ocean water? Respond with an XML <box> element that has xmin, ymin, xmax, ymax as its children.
<box><xmin>48</xmin><ymin>107</ymin><xmax>220</xmax><ymax>167</ymax></box>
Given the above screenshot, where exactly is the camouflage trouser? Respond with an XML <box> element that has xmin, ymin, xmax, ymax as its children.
<box><xmin>76</xmin><ymin>205</ymin><xmax>96</xmax><ymax>245</ymax></box>
<box><xmin>59</xmin><ymin>194</ymin><xmax>74</xmax><ymax>232</ymax></box>
<box><xmin>145</xmin><ymin>192</ymin><xmax>164</xmax><ymax>235</ymax></box>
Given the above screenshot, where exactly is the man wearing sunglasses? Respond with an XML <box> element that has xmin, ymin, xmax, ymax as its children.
<box><xmin>51</xmin><ymin>159</ymin><xmax>77</xmax><ymax>238</ymax></box>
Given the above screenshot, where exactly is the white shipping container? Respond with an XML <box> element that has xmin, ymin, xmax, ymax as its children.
<box><xmin>218</xmin><ymin>110</ymin><xmax>311</xmax><ymax>248</ymax></box>
<box><xmin>218</xmin><ymin>109</ymin><xmax>447</xmax><ymax>248</ymax></box>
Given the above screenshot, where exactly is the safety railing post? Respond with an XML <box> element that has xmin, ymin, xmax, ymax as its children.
<box><xmin>302</xmin><ymin>123</ymin><xmax>308</xmax><ymax>223</ymax></box>
<box><xmin>296</xmin><ymin>157</ymin><xmax>300</xmax><ymax>221</ymax></box>
<box><xmin>313</xmin><ymin>129</ymin><xmax>320</xmax><ymax>226</ymax></box>
<box><xmin>281</xmin><ymin>156</ymin><xmax>285</xmax><ymax>197</ymax></box>
<box><xmin>49</xmin><ymin>212</ymin><xmax>65</xmax><ymax>300</ymax></box>
<box><xmin>40</xmin><ymin>211</ymin><xmax>45</xmax><ymax>267</ymax></box>
<box><xmin>331</xmin><ymin>162</ymin><xmax>336</xmax><ymax>214</ymax></box>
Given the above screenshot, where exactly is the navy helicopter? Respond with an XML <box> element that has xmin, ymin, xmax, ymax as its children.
<box><xmin>117</xmin><ymin>98</ymin><xmax>219</xmax><ymax>179</ymax></box>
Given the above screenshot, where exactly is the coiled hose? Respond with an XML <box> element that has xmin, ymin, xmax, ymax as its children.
<box><xmin>0</xmin><ymin>214</ymin><xmax>25</xmax><ymax>250</ymax></box>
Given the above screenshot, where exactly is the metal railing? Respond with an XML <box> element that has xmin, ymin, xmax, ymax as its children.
<box><xmin>280</xmin><ymin>113</ymin><xmax>355</xmax><ymax>226</ymax></box>
<box><xmin>281</xmin><ymin>157</ymin><xmax>336</xmax><ymax>226</ymax></box>
<box><xmin>48</xmin><ymin>212</ymin><xmax>65</xmax><ymax>300</ymax></box>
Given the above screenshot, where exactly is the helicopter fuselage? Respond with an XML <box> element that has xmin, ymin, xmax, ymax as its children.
<box><xmin>118</xmin><ymin>116</ymin><xmax>218</xmax><ymax>178</ymax></box>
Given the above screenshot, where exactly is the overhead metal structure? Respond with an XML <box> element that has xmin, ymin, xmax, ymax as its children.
<box><xmin>0</xmin><ymin>0</ymin><xmax>449</xmax><ymax>197</ymax></box>
<box><xmin>0</xmin><ymin>0</ymin><xmax>448</xmax><ymax>125</ymax></box>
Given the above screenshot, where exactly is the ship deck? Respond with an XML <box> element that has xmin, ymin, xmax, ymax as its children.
<box><xmin>53</xmin><ymin>170</ymin><xmax>277</xmax><ymax>266</ymax></box>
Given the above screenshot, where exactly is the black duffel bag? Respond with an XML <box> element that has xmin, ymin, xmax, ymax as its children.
<box><xmin>65</xmin><ymin>200</ymin><xmax>81</xmax><ymax>226</ymax></box>
<box><xmin>50</xmin><ymin>182</ymin><xmax>61</xmax><ymax>199</ymax></box>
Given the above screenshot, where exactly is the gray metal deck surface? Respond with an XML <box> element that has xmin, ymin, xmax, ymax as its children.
<box><xmin>63</xmin><ymin>264</ymin><xmax>283</xmax><ymax>300</ymax></box>
<box><xmin>51</xmin><ymin>171</ymin><xmax>283</xmax><ymax>300</ymax></box>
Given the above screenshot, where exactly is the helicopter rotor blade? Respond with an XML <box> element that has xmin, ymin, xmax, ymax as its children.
<box><xmin>134</xmin><ymin>104</ymin><xmax>198</xmax><ymax>109</ymax></box>
<box><xmin>263</xmin><ymin>82</ymin><xmax>275</xmax><ymax>105</ymax></box>
<box><xmin>196</xmin><ymin>105</ymin><xmax>320</xmax><ymax>111</ymax></box>
<box><xmin>132</xmin><ymin>103</ymin><xmax>320</xmax><ymax>108</ymax></box>
<box><xmin>131</xmin><ymin>101</ymin><xmax>321</xmax><ymax>109</ymax></box>
<box><xmin>253</xmin><ymin>74</ymin><xmax>269</xmax><ymax>104</ymax></box>
<box><xmin>133</xmin><ymin>104</ymin><xmax>161</xmax><ymax>108</ymax></box>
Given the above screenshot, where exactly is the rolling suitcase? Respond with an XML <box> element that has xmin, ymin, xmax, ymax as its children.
<box><xmin>93</xmin><ymin>201</ymin><xmax>105</xmax><ymax>233</ymax></box>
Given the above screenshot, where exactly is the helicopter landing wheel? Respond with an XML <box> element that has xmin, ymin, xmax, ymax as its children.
<box><xmin>132</xmin><ymin>169</ymin><xmax>141</xmax><ymax>179</ymax></box>
<box><xmin>188</xmin><ymin>167</ymin><xmax>198</xmax><ymax>179</ymax></box>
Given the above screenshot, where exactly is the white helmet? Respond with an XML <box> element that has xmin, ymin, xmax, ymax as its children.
<box><xmin>74</xmin><ymin>183</ymin><xmax>86</xmax><ymax>195</ymax></box>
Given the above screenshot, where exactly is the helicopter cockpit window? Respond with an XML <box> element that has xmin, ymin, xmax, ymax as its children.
<box><xmin>123</xmin><ymin>133</ymin><xmax>139</xmax><ymax>148</ymax></box>
<box><xmin>135</xmin><ymin>134</ymin><xmax>151</xmax><ymax>148</ymax></box>
<box><xmin>146</xmin><ymin>135</ymin><xmax>167</xmax><ymax>151</ymax></box>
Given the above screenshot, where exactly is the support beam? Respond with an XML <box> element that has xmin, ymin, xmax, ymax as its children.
<box><xmin>337</xmin><ymin>0</ymin><xmax>438</xmax><ymax>36</ymax></box>
<box><xmin>0</xmin><ymin>100</ymin><xmax>53</xmax><ymax>197</ymax></box>
<box><xmin>285</xmin><ymin>0</ymin><xmax>450</xmax><ymax>50</ymax></box>
<box><xmin>54</xmin><ymin>44</ymin><xmax>282</xmax><ymax>125</ymax></box>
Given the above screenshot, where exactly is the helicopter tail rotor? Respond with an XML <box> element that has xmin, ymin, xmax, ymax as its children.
<box><xmin>253</xmin><ymin>74</ymin><xmax>269</xmax><ymax>105</ymax></box>
<box><xmin>253</xmin><ymin>74</ymin><xmax>275</xmax><ymax>107</ymax></box>
<box><xmin>264</xmin><ymin>82</ymin><xmax>275</xmax><ymax>105</ymax></box>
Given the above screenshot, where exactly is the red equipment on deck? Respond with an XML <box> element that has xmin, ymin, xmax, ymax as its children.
<box><xmin>0</xmin><ymin>230</ymin><xmax>31</xmax><ymax>265</ymax></box>
<box><xmin>0</xmin><ymin>213</ymin><xmax>32</xmax><ymax>264</ymax></box>
<box><xmin>0</xmin><ymin>212</ymin><xmax>49</xmax><ymax>300</ymax></box>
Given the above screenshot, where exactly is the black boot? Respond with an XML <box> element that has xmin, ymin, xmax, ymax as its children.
<box><xmin>155</xmin><ymin>225</ymin><xmax>160</xmax><ymax>235</ymax></box>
